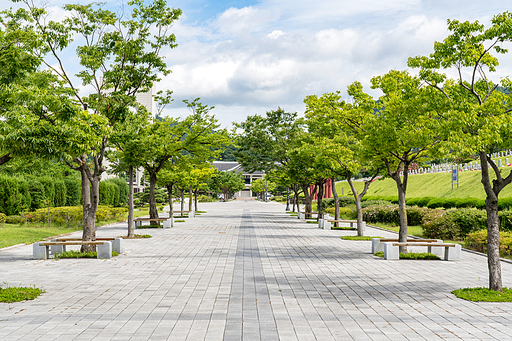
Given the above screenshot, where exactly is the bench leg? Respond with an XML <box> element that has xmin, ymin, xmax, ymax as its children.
<box><xmin>97</xmin><ymin>241</ymin><xmax>112</xmax><ymax>259</ymax></box>
<box><xmin>318</xmin><ymin>219</ymin><xmax>323</xmax><ymax>229</ymax></box>
<box><xmin>324</xmin><ymin>220</ymin><xmax>331</xmax><ymax>230</ymax></box>
<box><xmin>383</xmin><ymin>242</ymin><xmax>399</xmax><ymax>260</ymax></box>
<box><xmin>163</xmin><ymin>219</ymin><xmax>171</xmax><ymax>228</ymax></box>
<box><xmin>372</xmin><ymin>238</ymin><xmax>383</xmax><ymax>254</ymax></box>
<box><xmin>444</xmin><ymin>244</ymin><xmax>461</xmax><ymax>261</ymax></box>
<box><xmin>112</xmin><ymin>238</ymin><xmax>123</xmax><ymax>254</ymax></box>
<box><xmin>51</xmin><ymin>239</ymin><xmax>66</xmax><ymax>255</ymax></box>
<box><xmin>33</xmin><ymin>242</ymin><xmax>47</xmax><ymax>260</ymax></box>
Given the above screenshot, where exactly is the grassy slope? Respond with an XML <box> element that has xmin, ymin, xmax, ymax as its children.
<box><xmin>336</xmin><ymin>164</ymin><xmax>512</xmax><ymax>199</ymax></box>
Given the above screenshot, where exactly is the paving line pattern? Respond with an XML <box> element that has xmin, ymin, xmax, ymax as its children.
<box><xmin>0</xmin><ymin>201</ymin><xmax>511</xmax><ymax>340</ymax></box>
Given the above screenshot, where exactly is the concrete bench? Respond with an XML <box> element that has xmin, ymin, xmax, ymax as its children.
<box><xmin>383</xmin><ymin>242</ymin><xmax>461</xmax><ymax>261</ymax></box>
<box><xmin>33</xmin><ymin>240</ymin><xmax>117</xmax><ymax>260</ymax></box>
<box><xmin>323</xmin><ymin>219</ymin><xmax>365</xmax><ymax>231</ymax></box>
<box><xmin>134</xmin><ymin>217</ymin><xmax>168</xmax><ymax>227</ymax></box>
<box><xmin>298</xmin><ymin>211</ymin><xmax>318</xmax><ymax>220</ymax></box>
<box><xmin>372</xmin><ymin>238</ymin><xmax>440</xmax><ymax>254</ymax></box>
<box><xmin>52</xmin><ymin>237</ymin><xmax>123</xmax><ymax>254</ymax></box>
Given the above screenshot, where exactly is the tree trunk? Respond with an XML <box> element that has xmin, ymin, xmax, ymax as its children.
<box><xmin>127</xmin><ymin>165</ymin><xmax>134</xmax><ymax>238</ymax></box>
<box><xmin>194</xmin><ymin>190</ymin><xmax>198</xmax><ymax>212</ymax></box>
<box><xmin>480</xmin><ymin>151</ymin><xmax>503</xmax><ymax>291</ymax></box>
<box><xmin>82</xmin><ymin>169</ymin><xmax>100</xmax><ymax>253</ymax></box>
<box><xmin>317</xmin><ymin>179</ymin><xmax>324</xmax><ymax>220</ymax></box>
<box><xmin>394</xmin><ymin>175</ymin><xmax>408</xmax><ymax>253</ymax></box>
<box><xmin>188</xmin><ymin>185</ymin><xmax>193</xmax><ymax>212</ymax></box>
<box><xmin>332</xmin><ymin>177</ymin><xmax>339</xmax><ymax>228</ymax></box>
<box><xmin>180</xmin><ymin>188</ymin><xmax>185</xmax><ymax>215</ymax></box>
<box><xmin>167</xmin><ymin>184</ymin><xmax>174</xmax><ymax>227</ymax></box>
<box><xmin>301</xmin><ymin>183</ymin><xmax>312</xmax><ymax>218</ymax></box>
<box><xmin>148</xmin><ymin>171</ymin><xmax>159</xmax><ymax>226</ymax></box>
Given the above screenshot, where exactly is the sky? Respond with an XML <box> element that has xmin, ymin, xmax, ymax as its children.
<box><xmin>3</xmin><ymin>0</ymin><xmax>512</xmax><ymax>128</ymax></box>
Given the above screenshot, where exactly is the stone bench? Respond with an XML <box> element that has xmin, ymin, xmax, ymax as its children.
<box><xmin>297</xmin><ymin>211</ymin><xmax>318</xmax><ymax>220</ymax></box>
<box><xmin>383</xmin><ymin>242</ymin><xmax>461</xmax><ymax>261</ymax></box>
<box><xmin>322</xmin><ymin>219</ymin><xmax>365</xmax><ymax>231</ymax></box>
<box><xmin>33</xmin><ymin>240</ymin><xmax>118</xmax><ymax>260</ymax></box>
<box><xmin>52</xmin><ymin>237</ymin><xmax>123</xmax><ymax>254</ymax></box>
<box><xmin>134</xmin><ymin>217</ymin><xmax>168</xmax><ymax>227</ymax></box>
<box><xmin>372</xmin><ymin>238</ymin><xmax>440</xmax><ymax>254</ymax></box>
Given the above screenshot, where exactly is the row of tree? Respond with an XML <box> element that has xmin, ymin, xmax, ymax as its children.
<box><xmin>235</xmin><ymin>13</ymin><xmax>512</xmax><ymax>292</ymax></box>
<box><xmin>0</xmin><ymin>1</ymin><xmax>228</xmax><ymax>250</ymax></box>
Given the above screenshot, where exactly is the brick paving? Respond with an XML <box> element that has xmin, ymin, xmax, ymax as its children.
<box><xmin>1</xmin><ymin>200</ymin><xmax>512</xmax><ymax>340</ymax></box>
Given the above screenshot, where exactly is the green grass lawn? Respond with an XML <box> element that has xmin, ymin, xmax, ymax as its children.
<box><xmin>336</xmin><ymin>161</ymin><xmax>512</xmax><ymax>199</ymax></box>
<box><xmin>0</xmin><ymin>224</ymin><xmax>82</xmax><ymax>249</ymax></box>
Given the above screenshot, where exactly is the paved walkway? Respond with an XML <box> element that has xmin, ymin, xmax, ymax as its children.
<box><xmin>1</xmin><ymin>200</ymin><xmax>512</xmax><ymax>340</ymax></box>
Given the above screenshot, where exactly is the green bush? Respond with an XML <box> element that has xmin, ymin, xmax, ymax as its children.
<box><xmin>99</xmin><ymin>181</ymin><xmax>117</xmax><ymax>206</ymax></box>
<box><xmin>107</xmin><ymin>178</ymin><xmax>128</xmax><ymax>207</ymax></box>
<box><xmin>361</xmin><ymin>200</ymin><xmax>390</xmax><ymax>208</ymax></box>
<box><xmin>426</xmin><ymin>198</ymin><xmax>448</xmax><ymax>209</ymax></box>
<box><xmin>499</xmin><ymin>197</ymin><xmax>512</xmax><ymax>210</ymax></box>
<box><xmin>0</xmin><ymin>175</ymin><xmax>25</xmax><ymax>215</ymax></box>
<box><xmin>39</xmin><ymin>177</ymin><xmax>55</xmax><ymax>207</ymax></box>
<box><xmin>466</xmin><ymin>229</ymin><xmax>512</xmax><ymax>259</ymax></box>
<box><xmin>454</xmin><ymin>197</ymin><xmax>485</xmax><ymax>209</ymax></box>
<box><xmin>26</xmin><ymin>205</ymin><xmax>127</xmax><ymax>227</ymax></box>
<box><xmin>54</xmin><ymin>179</ymin><xmax>67</xmax><ymax>207</ymax></box>
<box><xmin>64</xmin><ymin>178</ymin><xmax>81</xmax><ymax>206</ymax></box>
<box><xmin>27</xmin><ymin>178</ymin><xmax>46</xmax><ymax>211</ymax></box>
<box><xmin>362</xmin><ymin>205</ymin><xmax>400</xmax><ymax>225</ymax></box>
<box><xmin>198</xmin><ymin>195</ymin><xmax>216</xmax><ymax>202</ymax></box>
<box><xmin>406</xmin><ymin>206</ymin><xmax>430</xmax><ymax>226</ymax></box>
<box><xmin>0</xmin><ymin>213</ymin><xmax>6</xmax><ymax>223</ymax></box>
<box><xmin>422</xmin><ymin>208</ymin><xmax>487</xmax><ymax>240</ymax></box>
<box><xmin>5</xmin><ymin>215</ymin><xmax>24</xmax><ymax>224</ymax></box>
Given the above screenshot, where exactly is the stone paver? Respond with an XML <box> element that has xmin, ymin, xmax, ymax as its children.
<box><xmin>1</xmin><ymin>200</ymin><xmax>512</xmax><ymax>340</ymax></box>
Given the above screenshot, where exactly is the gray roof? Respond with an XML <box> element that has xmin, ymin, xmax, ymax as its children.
<box><xmin>212</xmin><ymin>161</ymin><xmax>265</xmax><ymax>175</ymax></box>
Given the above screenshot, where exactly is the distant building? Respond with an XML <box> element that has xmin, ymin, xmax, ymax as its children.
<box><xmin>212</xmin><ymin>161</ymin><xmax>265</xmax><ymax>198</ymax></box>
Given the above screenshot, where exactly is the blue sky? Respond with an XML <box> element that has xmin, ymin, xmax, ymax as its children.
<box><xmin>3</xmin><ymin>0</ymin><xmax>512</xmax><ymax>128</ymax></box>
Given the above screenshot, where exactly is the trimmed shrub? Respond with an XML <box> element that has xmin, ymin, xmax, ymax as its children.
<box><xmin>422</xmin><ymin>208</ymin><xmax>487</xmax><ymax>240</ymax></box>
<box><xmin>0</xmin><ymin>175</ymin><xmax>27</xmax><ymax>216</ymax></box>
<box><xmin>454</xmin><ymin>197</ymin><xmax>485</xmax><ymax>209</ymax></box>
<box><xmin>426</xmin><ymin>198</ymin><xmax>448</xmax><ymax>209</ymax></box>
<box><xmin>361</xmin><ymin>200</ymin><xmax>390</xmax><ymax>208</ymax></box>
<box><xmin>406</xmin><ymin>206</ymin><xmax>430</xmax><ymax>226</ymax></box>
<box><xmin>499</xmin><ymin>211</ymin><xmax>512</xmax><ymax>232</ymax></box>
<box><xmin>64</xmin><ymin>178</ymin><xmax>81</xmax><ymax>206</ymax></box>
<box><xmin>466</xmin><ymin>230</ymin><xmax>512</xmax><ymax>259</ymax></box>
<box><xmin>498</xmin><ymin>197</ymin><xmax>512</xmax><ymax>210</ymax></box>
<box><xmin>5</xmin><ymin>215</ymin><xmax>24</xmax><ymax>224</ymax></box>
<box><xmin>105</xmin><ymin>178</ymin><xmax>129</xmax><ymax>207</ymax></box>
<box><xmin>0</xmin><ymin>213</ymin><xmax>6</xmax><ymax>223</ymax></box>
<box><xmin>27</xmin><ymin>178</ymin><xmax>46</xmax><ymax>211</ymax></box>
<box><xmin>99</xmin><ymin>181</ymin><xmax>117</xmax><ymax>206</ymax></box>
<box><xmin>362</xmin><ymin>204</ymin><xmax>400</xmax><ymax>225</ymax></box>
<box><xmin>39</xmin><ymin>177</ymin><xmax>55</xmax><ymax>207</ymax></box>
<box><xmin>198</xmin><ymin>195</ymin><xmax>216</xmax><ymax>202</ymax></box>
<box><xmin>54</xmin><ymin>180</ymin><xmax>67</xmax><ymax>207</ymax></box>
<box><xmin>26</xmin><ymin>205</ymin><xmax>127</xmax><ymax>227</ymax></box>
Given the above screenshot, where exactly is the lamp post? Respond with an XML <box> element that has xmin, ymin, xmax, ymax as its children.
<box><xmin>285</xmin><ymin>187</ymin><xmax>290</xmax><ymax>211</ymax></box>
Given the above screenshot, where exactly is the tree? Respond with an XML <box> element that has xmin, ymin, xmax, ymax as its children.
<box><xmin>361</xmin><ymin>70</ymin><xmax>448</xmax><ymax>252</ymax></box>
<box><xmin>0</xmin><ymin>12</ymin><xmax>75</xmax><ymax>168</ymax></box>
<box><xmin>250</xmin><ymin>177</ymin><xmax>276</xmax><ymax>200</ymax></box>
<box><xmin>136</xmin><ymin>99</ymin><xmax>228</xmax><ymax>224</ymax></box>
<box><xmin>16</xmin><ymin>0</ymin><xmax>182</xmax><ymax>251</ymax></box>
<box><xmin>408</xmin><ymin>12</ymin><xmax>512</xmax><ymax>291</ymax></box>
<box><xmin>210</xmin><ymin>170</ymin><xmax>245</xmax><ymax>200</ymax></box>
<box><xmin>304</xmin><ymin>88</ymin><xmax>381</xmax><ymax>235</ymax></box>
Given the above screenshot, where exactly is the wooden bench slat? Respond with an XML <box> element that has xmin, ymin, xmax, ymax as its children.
<box><xmin>392</xmin><ymin>242</ymin><xmax>456</xmax><ymax>247</ymax></box>
<box><xmin>39</xmin><ymin>241</ymin><xmax>107</xmax><ymax>246</ymax></box>
<box><xmin>327</xmin><ymin>220</ymin><xmax>357</xmax><ymax>223</ymax></box>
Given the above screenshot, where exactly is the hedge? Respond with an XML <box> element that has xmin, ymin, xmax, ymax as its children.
<box><xmin>39</xmin><ymin>177</ymin><xmax>55</xmax><ymax>207</ymax></box>
<box><xmin>104</xmin><ymin>178</ymin><xmax>129</xmax><ymax>207</ymax></box>
<box><xmin>65</xmin><ymin>178</ymin><xmax>81</xmax><ymax>206</ymax></box>
<box><xmin>0</xmin><ymin>175</ymin><xmax>29</xmax><ymax>216</ymax></box>
<box><xmin>26</xmin><ymin>206</ymin><xmax>127</xmax><ymax>227</ymax></box>
<box><xmin>99</xmin><ymin>181</ymin><xmax>117</xmax><ymax>206</ymax></box>
<box><xmin>27</xmin><ymin>178</ymin><xmax>46</xmax><ymax>211</ymax></box>
<box><xmin>0</xmin><ymin>213</ymin><xmax>6</xmax><ymax>224</ymax></box>
<box><xmin>466</xmin><ymin>230</ymin><xmax>512</xmax><ymax>259</ymax></box>
<box><xmin>54</xmin><ymin>180</ymin><xmax>67</xmax><ymax>207</ymax></box>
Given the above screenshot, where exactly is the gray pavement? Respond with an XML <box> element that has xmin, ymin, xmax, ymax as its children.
<box><xmin>1</xmin><ymin>200</ymin><xmax>512</xmax><ymax>340</ymax></box>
